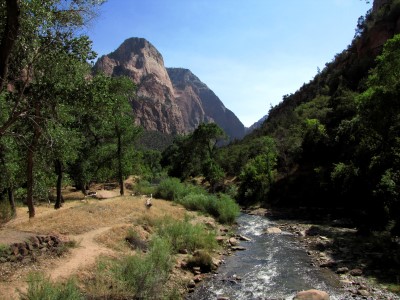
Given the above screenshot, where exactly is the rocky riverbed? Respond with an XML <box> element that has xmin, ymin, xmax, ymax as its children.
<box><xmin>266</xmin><ymin>210</ymin><xmax>400</xmax><ymax>299</ymax></box>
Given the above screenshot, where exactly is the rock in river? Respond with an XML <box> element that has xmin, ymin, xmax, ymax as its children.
<box><xmin>265</xmin><ymin>227</ymin><xmax>282</xmax><ymax>234</ymax></box>
<box><xmin>293</xmin><ymin>289</ymin><xmax>330</xmax><ymax>300</ymax></box>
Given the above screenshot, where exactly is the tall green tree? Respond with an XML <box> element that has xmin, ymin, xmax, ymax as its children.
<box><xmin>238</xmin><ymin>136</ymin><xmax>277</xmax><ymax>205</ymax></box>
<box><xmin>355</xmin><ymin>34</ymin><xmax>400</xmax><ymax>233</ymax></box>
<box><xmin>108</xmin><ymin>76</ymin><xmax>140</xmax><ymax>195</ymax></box>
<box><xmin>0</xmin><ymin>0</ymin><xmax>105</xmax><ymax>217</ymax></box>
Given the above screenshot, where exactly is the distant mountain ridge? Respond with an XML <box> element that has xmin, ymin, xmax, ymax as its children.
<box><xmin>94</xmin><ymin>38</ymin><xmax>246</xmax><ymax>140</ymax></box>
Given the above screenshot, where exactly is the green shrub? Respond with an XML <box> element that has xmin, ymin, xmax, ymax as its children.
<box><xmin>125</xmin><ymin>228</ymin><xmax>148</xmax><ymax>251</ymax></box>
<box><xmin>178</xmin><ymin>193</ymin><xmax>239</xmax><ymax>224</ymax></box>
<box><xmin>115</xmin><ymin>237</ymin><xmax>172</xmax><ymax>299</ymax></box>
<box><xmin>155</xmin><ymin>217</ymin><xmax>217</xmax><ymax>253</ymax></box>
<box><xmin>215</xmin><ymin>194</ymin><xmax>240</xmax><ymax>224</ymax></box>
<box><xmin>21</xmin><ymin>272</ymin><xmax>83</xmax><ymax>300</ymax></box>
<box><xmin>0</xmin><ymin>244</ymin><xmax>10</xmax><ymax>258</ymax></box>
<box><xmin>155</xmin><ymin>177</ymin><xmax>186</xmax><ymax>201</ymax></box>
<box><xmin>0</xmin><ymin>200</ymin><xmax>13</xmax><ymax>223</ymax></box>
<box><xmin>133</xmin><ymin>179</ymin><xmax>157</xmax><ymax>196</ymax></box>
<box><xmin>186</xmin><ymin>250</ymin><xmax>214</xmax><ymax>273</ymax></box>
<box><xmin>176</xmin><ymin>193</ymin><xmax>211</xmax><ymax>212</ymax></box>
<box><xmin>89</xmin><ymin>237</ymin><xmax>173</xmax><ymax>299</ymax></box>
<box><xmin>155</xmin><ymin>177</ymin><xmax>207</xmax><ymax>201</ymax></box>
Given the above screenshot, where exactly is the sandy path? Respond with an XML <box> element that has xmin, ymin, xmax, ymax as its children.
<box><xmin>48</xmin><ymin>226</ymin><xmax>114</xmax><ymax>280</ymax></box>
<box><xmin>0</xmin><ymin>226</ymin><xmax>115</xmax><ymax>300</ymax></box>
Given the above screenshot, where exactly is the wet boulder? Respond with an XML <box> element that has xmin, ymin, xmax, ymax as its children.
<box><xmin>265</xmin><ymin>227</ymin><xmax>282</xmax><ymax>234</ymax></box>
<box><xmin>293</xmin><ymin>289</ymin><xmax>330</xmax><ymax>300</ymax></box>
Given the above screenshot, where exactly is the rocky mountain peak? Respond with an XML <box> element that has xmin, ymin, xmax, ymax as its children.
<box><xmin>94</xmin><ymin>38</ymin><xmax>245</xmax><ymax>139</ymax></box>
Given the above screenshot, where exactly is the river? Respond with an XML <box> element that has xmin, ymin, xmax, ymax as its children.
<box><xmin>187</xmin><ymin>213</ymin><xmax>347</xmax><ymax>300</ymax></box>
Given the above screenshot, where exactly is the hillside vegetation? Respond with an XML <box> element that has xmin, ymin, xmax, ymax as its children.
<box><xmin>219</xmin><ymin>0</ymin><xmax>400</xmax><ymax>234</ymax></box>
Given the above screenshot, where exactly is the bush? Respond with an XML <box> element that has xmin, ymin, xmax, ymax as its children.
<box><xmin>155</xmin><ymin>177</ymin><xmax>187</xmax><ymax>201</ymax></box>
<box><xmin>116</xmin><ymin>237</ymin><xmax>172</xmax><ymax>299</ymax></box>
<box><xmin>21</xmin><ymin>273</ymin><xmax>83</xmax><ymax>300</ymax></box>
<box><xmin>176</xmin><ymin>193</ymin><xmax>211</xmax><ymax>212</ymax></box>
<box><xmin>0</xmin><ymin>244</ymin><xmax>10</xmax><ymax>258</ymax></box>
<box><xmin>186</xmin><ymin>250</ymin><xmax>214</xmax><ymax>273</ymax></box>
<box><xmin>178</xmin><ymin>193</ymin><xmax>239</xmax><ymax>224</ymax></box>
<box><xmin>0</xmin><ymin>200</ymin><xmax>13</xmax><ymax>223</ymax></box>
<box><xmin>133</xmin><ymin>179</ymin><xmax>157</xmax><ymax>196</ymax></box>
<box><xmin>155</xmin><ymin>177</ymin><xmax>208</xmax><ymax>201</ymax></box>
<box><xmin>155</xmin><ymin>216</ymin><xmax>217</xmax><ymax>253</ymax></box>
<box><xmin>215</xmin><ymin>194</ymin><xmax>240</xmax><ymax>224</ymax></box>
<box><xmin>88</xmin><ymin>237</ymin><xmax>173</xmax><ymax>299</ymax></box>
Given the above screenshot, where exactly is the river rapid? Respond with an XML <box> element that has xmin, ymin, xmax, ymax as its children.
<box><xmin>187</xmin><ymin>213</ymin><xmax>347</xmax><ymax>300</ymax></box>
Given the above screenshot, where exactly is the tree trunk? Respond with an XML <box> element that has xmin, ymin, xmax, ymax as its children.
<box><xmin>7</xmin><ymin>186</ymin><xmax>16</xmax><ymax>217</ymax></box>
<box><xmin>26</xmin><ymin>144</ymin><xmax>35</xmax><ymax>218</ymax></box>
<box><xmin>0</xmin><ymin>0</ymin><xmax>21</xmax><ymax>92</ymax></box>
<box><xmin>117</xmin><ymin>130</ymin><xmax>124</xmax><ymax>196</ymax></box>
<box><xmin>26</xmin><ymin>103</ymin><xmax>41</xmax><ymax>218</ymax></box>
<box><xmin>54</xmin><ymin>159</ymin><xmax>63</xmax><ymax>209</ymax></box>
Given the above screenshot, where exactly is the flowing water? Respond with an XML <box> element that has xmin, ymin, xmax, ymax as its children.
<box><xmin>187</xmin><ymin>213</ymin><xmax>347</xmax><ymax>300</ymax></box>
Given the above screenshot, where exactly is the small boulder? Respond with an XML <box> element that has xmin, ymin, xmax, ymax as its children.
<box><xmin>265</xmin><ymin>227</ymin><xmax>282</xmax><ymax>234</ymax></box>
<box><xmin>320</xmin><ymin>260</ymin><xmax>337</xmax><ymax>268</ymax></box>
<box><xmin>306</xmin><ymin>226</ymin><xmax>323</xmax><ymax>236</ymax></box>
<box><xmin>358</xmin><ymin>289</ymin><xmax>370</xmax><ymax>297</ymax></box>
<box><xmin>336</xmin><ymin>267</ymin><xmax>349</xmax><ymax>274</ymax></box>
<box><xmin>349</xmin><ymin>268</ymin><xmax>363</xmax><ymax>276</ymax></box>
<box><xmin>293</xmin><ymin>289</ymin><xmax>330</xmax><ymax>300</ymax></box>
<box><xmin>231</xmin><ymin>246</ymin><xmax>246</xmax><ymax>251</ymax></box>
<box><xmin>238</xmin><ymin>235</ymin><xmax>251</xmax><ymax>241</ymax></box>
<box><xmin>216</xmin><ymin>236</ymin><xmax>226</xmax><ymax>244</ymax></box>
<box><xmin>212</xmin><ymin>257</ymin><xmax>222</xmax><ymax>268</ymax></box>
<box><xmin>187</xmin><ymin>279</ymin><xmax>196</xmax><ymax>288</ymax></box>
<box><xmin>229</xmin><ymin>237</ymin><xmax>239</xmax><ymax>246</ymax></box>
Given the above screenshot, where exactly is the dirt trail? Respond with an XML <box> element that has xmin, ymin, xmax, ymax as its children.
<box><xmin>0</xmin><ymin>226</ymin><xmax>115</xmax><ymax>300</ymax></box>
<box><xmin>48</xmin><ymin>226</ymin><xmax>114</xmax><ymax>280</ymax></box>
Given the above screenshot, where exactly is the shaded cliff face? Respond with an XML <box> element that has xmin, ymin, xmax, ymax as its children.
<box><xmin>94</xmin><ymin>38</ymin><xmax>246</xmax><ymax>139</ymax></box>
<box><xmin>94</xmin><ymin>38</ymin><xmax>185</xmax><ymax>134</ymax></box>
<box><xmin>167</xmin><ymin>68</ymin><xmax>246</xmax><ymax>140</ymax></box>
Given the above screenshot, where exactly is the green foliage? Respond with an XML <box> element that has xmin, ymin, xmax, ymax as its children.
<box><xmin>162</xmin><ymin>123</ymin><xmax>226</xmax><ymax>188</ymax></box>
<box><xmin>215</xmin><ymin>194</ymin><xmax>240</xmax><ymax>224</ymax></box>
<box><xmin>90</xmin><ymin>237</ymin><xmax>173</xmax><ymax>299</ymax></box>
<box><xmin>330</xmin><ymin>162</ymin><xmax>359</xmax><ymax>194</ymax></box>
<box><xmin>0</xmin><ymin>199</ymin><xmax>13</xmax><ymax>223</ymax></box>
<box><xmin>177</xmin><ymin>193</ymin><xmax>239</xmax><ymax>224</ymax></box>
<box><xmin>237</xmin><ymin>137</ymin><xmax>278</xmax><ymax>205</ymax></box>
<box><xmin>155</xmin><ymin>177</ymin><xmax>191</xmax><ymax>201</ymax></box>
<box><xmin>0</xmin><ymin>244</ymin><xmax>10</xmax><ymax>257</ymax></box>
<box><xmin>186</xmin><ymin>250</ymin><xmax>214</xmax><ymax>273</ymax></box>
<box><xmin>155</xmin><ymin>216</ymin><xmax>217</xmax><ymax>253</ymax></box>
<box><xmin>21</xmin><ymin>273</ymin><xmax>83</xmax><ymax>300</ymax></box>
<box><xmin>155</xmin><ymin>177</ymin><xmax>239</xmax><ymax>224</ymax></box>
<box><xmin>132</xmin><ymin>179</ymin><xmax>157</xmax><ymax>196</ymax></box>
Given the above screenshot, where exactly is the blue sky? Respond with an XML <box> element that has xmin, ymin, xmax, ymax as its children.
<box><xmin>87</xmin><ymin>0</ymin><xmax>371</xmax><ymax>127</ymax></box>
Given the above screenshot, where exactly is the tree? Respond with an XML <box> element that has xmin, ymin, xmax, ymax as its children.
<box><xmin>238</xmin><ymin>136</ymin><xmax>277</xmax><ymax>206</ymax></box>
<box><xmin>0</xmin><ymin>0</ymin><xmax>105</xmax><ymax>217</ymax></box>
<box><xmin>162</xmin><ymin>123</ymin><xmax>226</xmax><ymax>190</ymax></box>
<box><xmin>355</xmin><ymin>34</ymin><xmax>400</xmax><ymax>233</ymax></box>
<box><xmin>108</xmin><ymin>76</ymin><xmax>140</xmax><ymax>195</ymax></box>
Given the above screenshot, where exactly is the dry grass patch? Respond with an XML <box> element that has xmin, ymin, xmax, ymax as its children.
<box><xmin>7</xmin><ymin>196</ymin><xmax>187</xmax><ymax>235</ymax></box>
<box><xmin>95</xmin><ymin>224</ymin><xmax>150</xmax><ymax>252</ymax></box>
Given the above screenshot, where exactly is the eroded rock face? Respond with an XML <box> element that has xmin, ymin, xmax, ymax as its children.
<box><xmin>167</xmin><ymin>68</ymin><xmax>246</xmax><ymax>140</ymax></box>
<box><xmin>94</xmin><ymin>38</ymin><xmax>246</xmax><ymax>139</ymax></box>
<box><xmin>94</xmin><ymin>38</ymin><xmax>185</xmax><ymax>134</ymax></box>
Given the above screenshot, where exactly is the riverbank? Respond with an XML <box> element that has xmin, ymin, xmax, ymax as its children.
<box><xmin>259</xmin><ymin>208</ymin><xmax>400</xmax><ymax>299</ymax></box>
<box><xmin>0</xmin><ymin>187</ymin><xmax>234</xmax><ymax>299</ymax></box>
